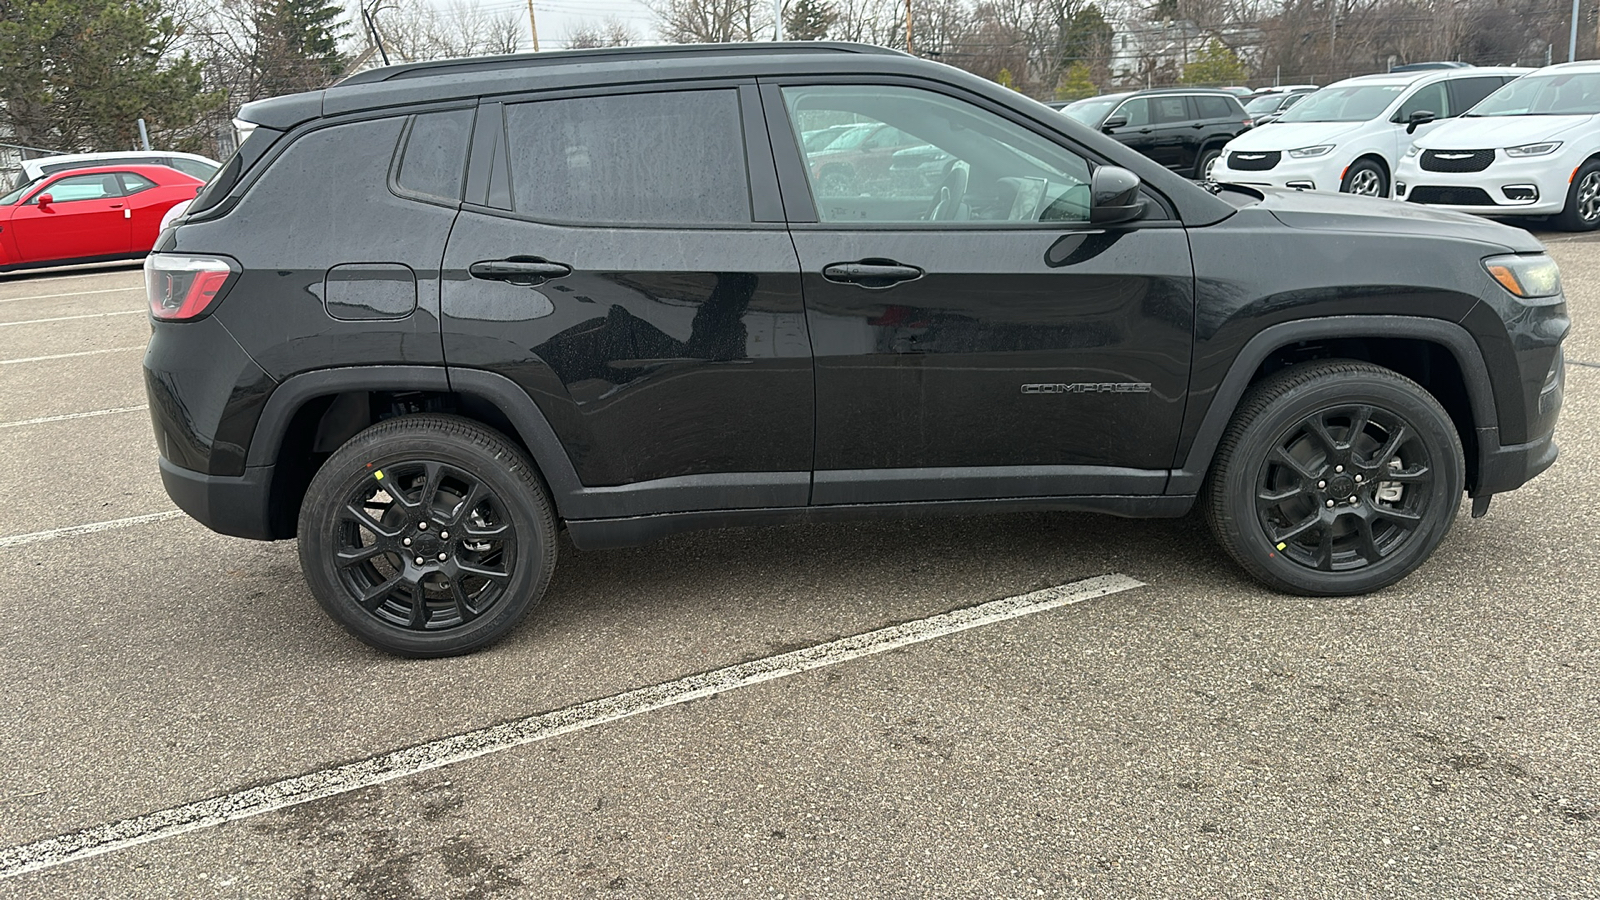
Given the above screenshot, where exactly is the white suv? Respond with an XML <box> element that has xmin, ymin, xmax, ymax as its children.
<box><xmin>1212</xmin><ymin>67</ymin><xmax>1525</xmax><ymax>196</ymax></box>
<box><xmin>1394</xmin><ymin>61</ymin><xmax>1600</xmax><ymax>230</ymax></box>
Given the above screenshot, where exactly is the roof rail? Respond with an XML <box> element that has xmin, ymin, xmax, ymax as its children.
<box><xmin>337</xmin><ymin>42</ymin><xmax>908</xmax><ymax>86</ymax></box>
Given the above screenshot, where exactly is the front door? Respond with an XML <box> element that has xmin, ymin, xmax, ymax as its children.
<box><xmin>440</xmin><ymin>85</ymin><xmax>813</xmax><ymax>515</ymax></box>
<box><xmin>768</xmin><ymin>81</ymin><xmax>1194</xmax><ymax>504</ymax></box>
<box><xmin>9</xmin><ymin>172</ymin><xmax>130</xmax><ymax>263</ymax></box>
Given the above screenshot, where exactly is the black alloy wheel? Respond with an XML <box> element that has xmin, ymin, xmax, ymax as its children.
<box><xmin>298</xmin><ymin>414</ymin><xmax>557</xmax><ymax>657</ymax></box>
<box><xmin>1204</xmin><ymin>361</ymin><xmax>1464</xmax><ymax>595</ymax></box>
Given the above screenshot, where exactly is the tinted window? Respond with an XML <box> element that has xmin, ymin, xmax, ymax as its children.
<box><xmin>783</xmin><ymin>84</ymin><xmax>1094</xmax><ymax>225</ymax></box>
<box><xmin>1113</xmin><ymin>97</ymin><xmax>1150</xmax><ymax>126</ymax></box>
<box><xmin>34</xmin><ymin>173</ymin><xmax>123</xmax><ymax>203</ymax></box>
<box><xmin>119</xmin><ymin>173</ymin><xmax>157</xmax><ymax>194</ymax></box>
<box><xmin>396</xmin><ymin>109</ymin><xmax>473</xmax><ymax>202</ymax></box>
<box><xmin>1151</xmin><ymin>96</ymin><xmax>1189</xmax><ymax>123</ymax></box>
<box><xmin>1063</xmin><ymin>95</ymin><xmax>1124</xmax><ymax>126</ymax></box>
<box><xmin>1468</xmin><ymin>71</ymin><xmax>1600</xmax><ymax>116</ymax></box>
<box><xmin>170</xmin><ymin>158</ymin><xmax>219</xmax><ymax>180</ymax></box>
<box><xmin>1398</xmin><ymin>82</ymin><xmax>1450</xmax><ymax>120</ymax></box>
<box><xmin>504</xmin><ymin>90</ymin><xmax>750</xmax><ymax>226</ymax></box>
<box><xmin>41</xmin><ymin>158</ymin><xmax>139</xmax><ymax>175</ymax></box>
<box><xmin>1449</xmin><ymin>77</ymin><xmax>1507</xmax><ymax>113</ymax></box>
<box><xmin>1197</xmin><ymin>96</ymin><xmax>1234</xmax><ymax>119</ymax></box>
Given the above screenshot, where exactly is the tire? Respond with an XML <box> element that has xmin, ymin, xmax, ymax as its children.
<box><xmin>1339</xmin><ymin>158</ymin><xmax>1388</xmax><ymax>198</ymax></box>
<box><xmin>1202</xmin><ymin>361</ymin><xmax>1464</xmax><ymax>596</ymax></box>
<box><xmin>1196</xmin><ymin>147</ymin><xmax>1222</xmax><ymax>182</ymax></box>
<box><xmin>297</xmin><ymin>414</ymin><xmax>558</xmax><ymax>657</ymax></box>
<box><xmin>1554</xmin><ymin>159</ymin><xmax>1600</xmax><ymax>231</ymax></box>
<box><xmin>818</xmin><ymin>168</ymin><xmax>854</xmax><ymax>196</ymax></box>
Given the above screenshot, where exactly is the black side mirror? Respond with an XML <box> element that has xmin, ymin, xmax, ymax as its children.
<box><xmin>1089</xmin><ymin>166</ymin><xmax>1145</xmax><ymax>225</ymax></box>
<box><xmin>1102</xmin><ymin>115</ymin><xmax>1129</xmax><ymax>132</ymax></box>
<box><xmin>1406</xmin><ymin>110</ymin><xmax>1436</xmax><ymax>133</ymax></box>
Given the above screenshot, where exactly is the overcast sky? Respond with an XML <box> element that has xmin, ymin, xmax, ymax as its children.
<box><xmin>435</xmin><ymin>0</ymin><xmax>668</xmax><ymax>50</ymax></box>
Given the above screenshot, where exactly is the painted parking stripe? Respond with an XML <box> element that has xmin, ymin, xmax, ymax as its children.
<box><xmin>0</xmin><ymin>286</ymin><xmax>142</xmax><ymax>305</ymax></box>
<box><xmin>0</xmin><ymin>511</ymin><xmax>183</xmax><ymax>549</ymax></box>
<box><xmin>0</xmin><ymin>405</ymin><xmax>149</xmax><ymax>430</ymax></box>
<box><xmin>0</xmin><ymin>310</ymin><xmax>144</xmax><ymax>328</ymax></box>
<box><xmin>0</xmin><ymin>347</ymin><xmax>142</xmax><ymax>366</ymax></box>
<box><xmin>0</xmin><ymin>573</ymin><xmax>1143</xmax><ymax>880</ymax></box>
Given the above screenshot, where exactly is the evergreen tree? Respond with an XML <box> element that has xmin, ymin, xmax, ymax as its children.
<box><xmin>1182</xmin><ymin>39</ymin><xmax>1247</xmax><ymax>86</ymax></box>
<box><xmin>1054</xmin><ymin>62</ymin><xmax>1097</xmax><ymax>101</ymax></box>
<box><xmin>255</xmin><ymin>0</ymin><xmax>347</xmax><ymax>98</ymax></box>
<box><xmin>784</xmin><ymin>0</ymin><xmax>836</xmax><ymax>40</ymax></box>
<box><xmin>1059</xmin><ymin>5</ymin><xmax>1112</xmax><ymax>75</ymax></box>
<box><xmin>995</xmin><ymin>67</ymin><xmax>1016</xmax><ymax>90</ymax></box>
<box><xmin>0</xmin><ymin>0</ymin><xmax>219</xmax><ymax>152</ymax></box>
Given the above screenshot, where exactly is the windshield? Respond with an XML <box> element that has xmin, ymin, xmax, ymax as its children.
<box><xmin>0</xmin><ymin>176</ymin><xmax>42</xmax><ymax>206</ymax></box>
<box><xmin>1245</xmin><ymin>95</ymin><xmax>1289</xmax><ymax>114</ymax></box>
<box><xmin>1467</xmin><ymin>72</ymin><xmax>1600</xmax><ymax>116</ymax></box>
<box><xmin>802</xmin><ymin>126</ymin><xmax>849</xmax><ymax>151</ymax></box>
<box><xmin>1278</xmin><ymin>84</ymin><xmax>1405</xmax><ymax>122</ymax></box>
<box><xmin>1062</xmin><ymin>97</ymin><xmax>1123</xmax><ymax>126</ymax></box>
<box><xmin>817</xmin><ymin>125</ymin><xmax>875</xmax><ymax>151</ymax></box>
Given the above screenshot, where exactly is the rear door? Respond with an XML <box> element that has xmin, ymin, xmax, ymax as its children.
<box><xmin>1146</xmin><ymin>94</ymin><xmax>1196</xmax><ymax>171</ymax></box>
<box><xmin>767</xmin><ymin>79</ymin><xmax>1194</xmax><ymax>505</ymax></box>
<box><xmin>8</xmin><ymin>172</ymin><xmax>130</xmax><ymax>263</ymax></box>
<box><xmin>440</xmin><ymin>84</ymin><xmax>813</xmax><ymax>513</ymax></box>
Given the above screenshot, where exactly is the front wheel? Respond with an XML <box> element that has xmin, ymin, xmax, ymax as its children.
<box><xmin>1339</xmin><ymin>158</ymin><xmax>1388</xmax><ymax>197</ymax></box>
<box><xmin>1203</xmin><ymin>361</ymin><xmax>1464</xmax><ymax>596</ymax></box>
<box><xmin>1554</xmin><ymin>159</ymin><xmax>1600</xmax><ymax>231</ymax></box>
<box><xmin>297</xmin><ymin>414</ymin><xmax>558</xmax><ymax>657</ymax></box>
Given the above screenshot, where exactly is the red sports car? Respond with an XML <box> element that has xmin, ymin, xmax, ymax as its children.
<box><xmin>0</xmin><ymin>164</ymin><xmax>204</xmax><ymax>272</ymax></box>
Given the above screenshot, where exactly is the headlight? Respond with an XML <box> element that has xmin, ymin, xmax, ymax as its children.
<box><xmin>1505</xmin><ymin>142</ymin><xmax>1561</xmax><ymax>157</ymax></box>
<box><xmin>1403</xmin><ymin>145</ymin><xmax>1421</xmax><ymax>158</ymax></box>
<box><xmin>1287</xmin><ymin>144</ymin><xmax>1335</xmax><ymax>158</ymax></box>
<box><xmin>1483</xmin><ymin>253</ymin><xmax>1562</xmax><ymax>300</ymax></box>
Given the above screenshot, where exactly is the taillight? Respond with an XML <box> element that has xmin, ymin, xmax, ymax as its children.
<box><xmin>146</xmin><ymin>253</ymin><xmax>238</xmax><ymax>321</ymax></box>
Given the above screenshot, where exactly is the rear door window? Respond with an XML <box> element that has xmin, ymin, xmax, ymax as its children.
<box><xmin>1151</xmin><ymin>96</ymin><xmax>1190</xmax><ymax>124</ymax></box>
<box><xmin>394</xmin><ymin>108</ymin><xmax>474</xmax><ymax>202</ymax></box>
<box><xmin>1449</xmin><ymin>76</ymin><xmax>1509</xmax><ymax>114</ymax></box>
<box><xmin>503</xmin><ymin>89</ymin><xmax>751</xmax><ymax>226</ymax></box>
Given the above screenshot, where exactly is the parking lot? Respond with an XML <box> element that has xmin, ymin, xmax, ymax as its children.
<box><xmin>0</xmin><ymin>237</ymin><xmax>1596</xmax><ymax>898</ymax></box>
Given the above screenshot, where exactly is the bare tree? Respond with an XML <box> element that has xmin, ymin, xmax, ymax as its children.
<box><xmin>372</xmin><ymin>0</ymin><xmax>524</xmax><ymax>61</ymax></box>
<box><xmin>649</xmin><ymin>0</ymin><xmax>774</xmax><ymax>41</ymax></box>
<box><xmin>566</xmin><ymin>17</ymin><xmax>641</xmax><ymax>47</ymax></box>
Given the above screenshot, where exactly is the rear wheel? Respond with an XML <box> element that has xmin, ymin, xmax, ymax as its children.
<box><xmin>1203</xmin><ymin>361</ymin><xmax>1464</xmax><ymax>595</ymax></box>
<box><xmin>297</xmin><ymin>414</ymin><xmax>558</xmax><ymax>657</ymax></box>
<box><xmin>1554</xmin><ymin>159</ymin><xmax>1600</xmax><ymax>231</ymax></box>
<box><xmin>1196</xmin><ymin>147</ymin><xmax>1223</xmax><ymax>182</ymax></box>
<box><xmin>1339</xmin><ymin>158</ymin><xmax>1388</xmax><ymax>197</ymax></box>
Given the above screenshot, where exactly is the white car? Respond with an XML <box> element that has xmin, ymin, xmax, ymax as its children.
<box><xmin>9</xmin><ymin>150</ymin><xmax>220</xmax><ymax>192</ymax></box>
<box><xmin>1212</xmin><ymin>67</ymin><xmax>1525</xmax><ymax>197</ymax></box>
<box><xmin>1394</xmin><ymin>61</ymin><xmax>1600</xmax><ymax>230</ymax></box>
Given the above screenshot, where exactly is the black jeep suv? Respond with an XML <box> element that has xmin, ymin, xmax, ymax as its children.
<box><xmin>146</xmin><ymin>43</ymin><xmax>1566</xmax><ymax>657</ymax></box>
<box><xmin>1057</xmin><ymin>88</ymin><xmax>1250</xmax><ymax>180</ymax></box>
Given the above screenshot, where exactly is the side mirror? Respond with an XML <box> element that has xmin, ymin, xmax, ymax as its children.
<box><xmin>35</xmin><ymin>193</ymin><xmax>52</xmax><ymax>207</ymax></box>
<box><xmin>1102</xmin><ymin>115</ymin><xmax>1129</xmax><ymax>132</ymax></box>
<box><xmin>1405</xmin><ymin>110</ymin><xmax>1436</xmax><ymax>133</ymax></box>
<box><xmin>1089</xmin><ymin>166</ymin><xmax>1145</xmax><ymax>225</ymax></box>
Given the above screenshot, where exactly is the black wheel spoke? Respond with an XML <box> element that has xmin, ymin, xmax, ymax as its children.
<box><xmin>1366</xmin><ymin>425</ymin><xmax>1409</xmax><ymax>470</ymax></box>
<box><xmin>418</xmin><ymin>461</ymin><xmax>444</xmax><ymax>513</ymax></box>
<box><xmin>450</xmin><ymin>482</ymin><xmax>487</xmax><ymax>524</ymax></box>
<box><xmin>1257</xmin><ymin>484</ymin><xmax>1304</xmax><ymax>505</ymax></box>
<box><xmin>336</xmin><ymin>544</ymin><xmax>387</xmax><ymax>567</ymax></box>
<box><xmin>1383</xmin><ymin>466</ymin><xmax>1431</xmax><ymax>484</ymax></box>
<box><xmin>1355</xmin><ymin>515</ymin><xmax>1383</xmax><ymax>564</ymax></box>
<box><xmin>1345</xmin><ymin>406</ymin><xmax>1373</xmax><ymax>447</ymax></box>
<box><xmin>1305</xmin><ymin>415</ymin><xmax>1341</xmax><ymax>455</ymax></box>
<box><xmin>450</xmin><ymin>581</ymin><xmax>478</xmax><ymax>624</ymax></box>
<box><xmin>1271</xmin><ymin>446</ymin><xmax>1320</xmax><ymax>480</ymax></box>
<box><xmin>456</xmin><ymin>560</ymin><xmax>510</xmax><ymax>584</ymax></box>
<box><xmin>358</xmin><ymin>573</ymin><xmax>405</xmax><ymax>610</ymax></box>
<box><xmin>407</xmin><ymin>584</ymin><xmax>428</xmax><ymax>628</ymax></box>
<box><xmin>343</xmin><ymin>503</ymin><xmax>402</xmax><ymax>538</ymax></box>
<box><xmin>1372</xmin><ymin>506</ymin><xmax>1424</xmax><ymax>530</ymax></box>
<box><xmin>1271</xmin><ymin>511</ymin><xmax>1322</xmax><ymax>544</ymax></box>
<box><xmin>463</xmin><ymin>519</ymin><xmax>510</xmax><ymax>539</ymax></box>
<box><xmin>1316</xmin><ymin>527</ymin><xmax>1335</xmax><ymax>571</ymax></box>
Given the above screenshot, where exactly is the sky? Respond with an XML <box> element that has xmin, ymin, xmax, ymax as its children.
<box><xmin>431</xmin><ymin>0</ymin><xmax>670</xmax><ymax>50</ymax></box>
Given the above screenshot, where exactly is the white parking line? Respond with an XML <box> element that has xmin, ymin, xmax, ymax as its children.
<box><xmin>0</xmin><ymin>347</ymin><xmax>142</xmax><ymax>365</ymax></box>
<box><xmin>0</xmin><ymin>286</ymin><xmax>142</xmax><ymax>305</ymax></box>
<box><xmin>0</xmin><ymin>310</ymin><xmax>144</xmax><ymax>328</ymax></box>
<box><xmin>0</xmin><ymin>405</ymin><xmax>149</xmax><ymax>430</ymax></box>
<box><xmin>0</xmin><ymin>573</ymin><xmax>1143</xmax><ymax>880</ymax></box>
<box><xmin>0</xmin><ymin>511</ymin><xmax>183</xmax><ymax>549</ymax></box>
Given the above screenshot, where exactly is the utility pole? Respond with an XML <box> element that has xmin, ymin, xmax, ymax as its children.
<box><xmin>527</xmin><ymin>0</ymin><xmax>541</xmax><ymax>52</ymax></box>
<box><xmin>1571</xmin><ymin>0</ymin><xmax>1580</xmax><ymax>62</ymax></box>
<box><xmin>905</xmin><ymin>0</ymin><xmax>913</xmax><ymax>55</ymax></box>
<box><xmin>774</xmin><ymin>0</ymin><xmax>783</xmax><ymax>40</ymax></box>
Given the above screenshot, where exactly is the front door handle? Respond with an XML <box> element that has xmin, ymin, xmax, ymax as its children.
<box><xmin>822</xmin><ymin>260</ymin><xmax>924</xmax><ymax>289</ymax></box>
<box><xmin>469</xmin><ymin>258</ymin><xmax>572</xmax><ymax>285</ymax></box>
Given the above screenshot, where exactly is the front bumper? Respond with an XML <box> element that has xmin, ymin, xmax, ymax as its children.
<box><xmin>1213</xmin><ymin>153</ymin><xmax>1345</xmax><ymax>191</ymax></box>
<box><xmin>1394</xmin><ymin>152</ymin><xmax>1574</xmax><ymax>216</ymax></box>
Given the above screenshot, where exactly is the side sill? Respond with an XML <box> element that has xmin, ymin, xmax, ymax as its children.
<box><xmin>564</xmin><ymin>494</ymin><xmax>1197</xmax><ymax>550</ymax></box>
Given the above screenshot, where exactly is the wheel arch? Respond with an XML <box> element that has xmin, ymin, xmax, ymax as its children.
<box><xmin>1172</xmin><ymin>316</ymin><xmax>1497</xmax><ymax>495</ymax></box>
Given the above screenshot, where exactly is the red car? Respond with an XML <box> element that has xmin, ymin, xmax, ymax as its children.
<box><xmin>0</xmin><ymin>164</ymin><xmax>204</xmax><ymax>272</ymax></box>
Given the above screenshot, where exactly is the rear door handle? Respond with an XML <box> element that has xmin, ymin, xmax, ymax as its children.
<box><xmin>469</xmin><ymin>258</ymin><xmax>572</xmax><ymax>285</ymax></box>
<box><xmin>822</xmin><ymin>261</ymin><xmax>924</xmax><ymax>289</ymax></box>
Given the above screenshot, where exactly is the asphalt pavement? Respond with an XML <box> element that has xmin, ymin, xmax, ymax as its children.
<box><xmin>0</xmin><ymin>237</ymin><xmax>1595</xmax><ymax>898</ymax></box>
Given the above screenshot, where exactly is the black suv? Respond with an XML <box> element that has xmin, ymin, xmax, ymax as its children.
<box><xmin>1057</xmin><ymin>88</ymin><xmax>1249</xmax><ymax>180</ymax></box>
<box><xmin>147</xmin><ymin>43</ymin><xmax>1566</xmax><ymax>657</ymax></box>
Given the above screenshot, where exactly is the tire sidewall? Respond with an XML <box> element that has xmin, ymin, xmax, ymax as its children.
<box><xmin>298</xmin><ymin>422</ymin><xmax>554</xmax><ymax>656</ymax></box>
<box><xmin>1217</xmin><ymin>374</ymin><xmax>1464</xmax><ymax>595</ymax></box>
<box><xmin>1340</xmin><ymin>158</ymin><xmax>1388</xmax><ymax>197</ymax></box>
<box><xmin>1558</xmin><ymin>160</ymin><xmax>1600</xmax><ymax>232</ymax></box>
<box><xmin>1197</xmin><ymin>147</ymin><xmax>1222</xmax><ymax>182</ymax></box>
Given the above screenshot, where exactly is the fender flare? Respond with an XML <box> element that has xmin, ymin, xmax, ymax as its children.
<box><xmin>1168</xmin><ymin>315</ymin><xmax>1497</xmax><ymax>494</ymax></box>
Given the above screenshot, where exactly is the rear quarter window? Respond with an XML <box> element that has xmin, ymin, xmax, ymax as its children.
<box><xmin>394</xmin><ymin>109</ymin><xmax>474</xmax><ymax>203</ymax></box>
<box><xmin>502</xmin><ymin>89</ymin><xmax>751</xmax><ymax>226</ymax></box>
<box><xmin>1197</xmin><ymin>96</ymin><xmax>1235</xmax><ymax>119</ymax></box>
